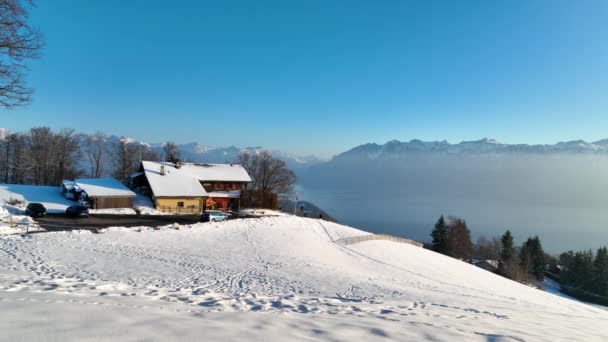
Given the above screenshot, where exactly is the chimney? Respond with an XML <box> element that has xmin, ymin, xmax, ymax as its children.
<box><xmin>160</xmin><ymin>164</ymin><xmax>166</xmax><ymax>176</ymax></box>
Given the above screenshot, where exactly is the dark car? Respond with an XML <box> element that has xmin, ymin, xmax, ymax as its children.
<box><xmin>25</xmin><ymin>203</ymin><xmax>47</xmax><ymax>218</ymax></box>
<box><xmin>66</xmin><ymin>205</ymin><xmax>89</xmax><ymax>218</ymax></box>
<box><xmin>200</xmin><ymin>212</ymin><xmax>210</xmax><ymax>222</ymax></box>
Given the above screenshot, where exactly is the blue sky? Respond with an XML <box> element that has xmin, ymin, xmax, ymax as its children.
<box><xmin>2</xmin><ymin>0</ymin><xmax>608</xmax><ymax>157</ymax></box>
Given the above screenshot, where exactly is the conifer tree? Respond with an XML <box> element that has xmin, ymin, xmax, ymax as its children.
<box><xmin>499</xmin><ymin>230</ymin><xmax>516</xmax><ymax>279</ymax></box>
<box><xmin>593</xmin><ymin>246</ymin><xmax>608</xmax><ymax>296</ymax></box>
<box><xmin>431</xmin><ymin>215</ymin><xmax>449</xmax><ymax>255</ymax></box>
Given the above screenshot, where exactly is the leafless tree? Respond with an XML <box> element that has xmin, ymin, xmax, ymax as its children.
<box><xmin>84</xmin><ymin>131</ymin><xmax>107</xmax><ymax>178</ymax></box>
<box><xmin>112</xmin><ymin>138</ymin><xmax>140</xmax><ymax>184</ymax></box>
<box><xmin>237</xmin><ymin>151</ymin><xmax>296</xmax><ymax>196</ymax></box>
<box><xmin>51</xmin><ymin>128</ymin><xmax>82</xmax><ymax>184</ymax></box>
<box><xmin>0</xmin><ymin>0</ymin><xmax>45</xmax><ymax>108</ymax></box>
<box><xmin>447</xmin><ymin>217</ymin><xmax>473</xmax><ymax>261</ymax></box>
<box><xmin>0</xmin><ymin>131</ymin><xmax>27</xmax><ymax>183</ymax></box>
<box><xmin>474</xmin><ymin>236</ymin><xmax>500</xmax><ymax>260</ymax></box>
<box><xmin>141</xmin><ymin>144</ymin><xmax>160</xmax><ymax>162</ymax></box>
<box><xmin>163</xmin><ymin>141</ymin><xmax>180</xmax><ymax>163</ymax></box>
<box><xmin>27</xmin><ymin>126</ymin><xmax>54</xmax><ymax>184</ymax></box>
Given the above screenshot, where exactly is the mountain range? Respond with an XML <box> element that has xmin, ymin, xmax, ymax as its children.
<box><xmin>334</xmin><ymin>138</ymin><xmax>608</xmax><ymax>161</ymax></box>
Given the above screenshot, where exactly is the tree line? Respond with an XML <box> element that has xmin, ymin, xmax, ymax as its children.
<box><xmin>557</xmin><ymin>247</ymin><xmax>608</xmax><ymax>303</ymax></box>
<box><xmin>430</xmin><ymin>216</ymin><xmax>547</xmax><ymax>284</ymax></box>
<box><xmin>0</xmin><ymin>127</ymin><xmax>160</xmax><ymax>186</ymax></box>
<box><xmin>1</xmin><ymin>127</ymin><xmax>297</xmax><ymax>201</ymax></box>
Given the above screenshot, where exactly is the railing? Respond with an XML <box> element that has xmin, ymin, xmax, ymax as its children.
<box><xmin>335</xmin><ymin>234</ymin><xmax>423</xmax><ymax>248</ymax></box>
<box><xmin>156</xmin><ymin>206</ymin><xmax>201</xmax><ymax>214</ymax></box>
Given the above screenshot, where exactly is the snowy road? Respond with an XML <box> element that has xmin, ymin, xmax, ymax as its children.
<box><xmin>1</xmin><ymin>216</ymin><xmax>607</xmax><ymax>341</ymax></box>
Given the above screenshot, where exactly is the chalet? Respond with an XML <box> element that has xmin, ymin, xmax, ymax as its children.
<box><xmin>132</xmin><ymin>161</ymin><xmax>252</xmax><ymax>213</ymax></box>
<box><xmin>62</xmin><ymin>178</ymin><xmax>136</xmax><ymax>209</ymax></box>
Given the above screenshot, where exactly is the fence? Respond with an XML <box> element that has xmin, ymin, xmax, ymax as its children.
<box><xmin>335</xmin><ymin>234</ymin><xmax>423</xmax><ymax>248</ymax></box>
<box><xmin>156</xmin><ymin>206</ymin><xmax>201</xmax><ymax>214</ymax></box>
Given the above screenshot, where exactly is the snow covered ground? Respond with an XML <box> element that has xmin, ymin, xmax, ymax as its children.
<box><xmin>0</xmin><ymin>184</ymin><xmax>137</xmax><ymax>215</ymax></box>
<box><xmin>89</xmin><ymin>208</ymin><xmax>137</xmax><ymax>215</ymax></box>
<box><xmin>0</xmin><ymin>184</ymin><xmax>74</xmax><ymax>213</ymax></box>
<box><xmin>1</xmin><ymin>216</ymin><xmax>607</xmax><ymax>341</ymax></box>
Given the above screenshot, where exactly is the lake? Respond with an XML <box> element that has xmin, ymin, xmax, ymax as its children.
<box><xmin>297</xmin><ymin>185</ymin><xmax>608</xmax><ymax>255</ymax></box>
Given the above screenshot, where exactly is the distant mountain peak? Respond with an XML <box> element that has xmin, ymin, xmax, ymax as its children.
<box><xmin>334</xmin><ymin>138</ymin><xmax>608</xmax><ymax>160</ymax></box>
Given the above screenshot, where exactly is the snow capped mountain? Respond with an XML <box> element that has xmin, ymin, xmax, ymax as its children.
<box><xmin>143</xmin><ymin>141</ymin><xmax>324</xmax><ymax>171</ymax></box>
<box><xmin>334</xmin><ymin>138</ymin><xmax>608</xmax><ymax>160</ymax></box>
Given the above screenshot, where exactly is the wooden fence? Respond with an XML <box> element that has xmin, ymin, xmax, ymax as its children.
<box><xmin>156</xmin><ymin>206</ymin><xmax>201</xmax><ymax>214</ymax></box>
<box><xmin>335</xmin><ymin>234</ymin><xmax>423</xmax><ymax>248</ymax></box>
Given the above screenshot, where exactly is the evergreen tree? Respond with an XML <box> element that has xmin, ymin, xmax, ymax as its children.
<box><xmin>593</xmin><ymin>246</ymin><xmax>608</xmax><ymax>296</ymax></box>
<box><xmin>498</xmin><ymin>230</ymin><xmax>517</xmax><ymax>279</ymax></box>
<box><xmin>520</xmin><ymin>236</ymin><xmax>545</xmax><ymax>280</ymax></box>
<box><xmin>431</xmin><ymin>215</ymin><xmax>449</xmax><ymax>255</ymax></box>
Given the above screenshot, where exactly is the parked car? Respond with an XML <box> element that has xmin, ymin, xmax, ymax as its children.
<box><xmin>25</xmin><ymin>203</ymin><xmax>47</xmax><ymax>218</ymax></box>
<box><xmin>201</xmin><ymin>211</ymin><xmax>227</xmax><ymax>222</ymax></box>
<box><xmin>65</xmin><ymin>205</ymin><xmax>89</xmax><ymax>218</ymax></box>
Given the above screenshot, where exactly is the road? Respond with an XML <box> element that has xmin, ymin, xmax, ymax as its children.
<box><xmin>35</xmin><ymin>214</ymin><xmax>202</xmax><ymax>232</ymax></box>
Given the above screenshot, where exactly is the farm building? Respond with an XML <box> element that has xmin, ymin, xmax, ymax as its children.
<box><xmin>132</xmin><ymin>161</ymin><xmax>251</xmax><ymax>213</ymax></box>
<box><xmin>70</xmin><ymin>178</ymin><xmax>136</xmax><ymax>209</ymax></box>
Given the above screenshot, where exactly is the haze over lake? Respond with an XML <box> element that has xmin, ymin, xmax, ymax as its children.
<box><xmin>299</xmin><ymin>144</ymin><xmax>608</xmax><ymax>254</ymax></box>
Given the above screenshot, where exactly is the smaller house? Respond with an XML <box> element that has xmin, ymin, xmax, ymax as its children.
<box><xmin>69</xmin><ymin>178</ymin><xmax>136</xmax><ymax>209</ymax></box>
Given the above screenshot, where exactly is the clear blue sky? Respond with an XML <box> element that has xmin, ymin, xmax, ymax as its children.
<box><xmin>2</xmin><ymin>0</ymin><xmax>608</xmax><ymax>157</ymax></box>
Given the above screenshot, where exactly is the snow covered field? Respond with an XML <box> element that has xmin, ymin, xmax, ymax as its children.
<box><xmin>0</xmin><ymin>184</ymin><xmax>74</xmax><ymax>213</ymax></box>
<box><xmin>0</xmin><ymin>184</ymin><xmax>139</xmax><ymax>216</ymax></box>
<box><xmin>1</xmin><ymin>216</ymin><xmax>607</xmax><ymax>341</ymax></box>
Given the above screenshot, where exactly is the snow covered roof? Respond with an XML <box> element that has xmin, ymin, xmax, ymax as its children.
<box><xmin>141</xmin><ymin>161</ymin><xmax>208</xmax><ymax>198</ymax></box>
<box><xmin>75</xmin><ymin>178</ymin><xmax>136</xmax><ymax>198</ymax></box>
<box><xmin>173</xmin><ymin>162</ymin><xmax>252</xmax><ymax>183</ymax></box>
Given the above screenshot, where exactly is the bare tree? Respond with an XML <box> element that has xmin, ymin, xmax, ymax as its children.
<box><xmin>27</xmin><ymin>126</ymin><xmax>54</xmax><ymax>184</ymax></box>
<box><xmin>141</xmin><ymin>143</ymin><xmax>160</xmax><ymax>162</ymax></box>
<box><xmin>474</xmin><ymin>236</ymin><xmax>499</xmax><ymax>260</ymax></box>
<box><xmin>237</xmin><ymin>151</ymin><xmax>296</xmax><ymax>196</ymax></box>
<box><xmin>163</xmin><ymin>141</ymin><xmax>180</xmax><ymax>163</ymax></box>
<box><xmin>0</xmin><ymin>0</ymin><xmax>45</xmax><ymax>108</ymax></box>
<box><xmin>84</xmin><ymin>131</ymin><xmax>107</xmax><ymax>178</ymax></box>
<box><xmin>51</xmin><ymin>128</ymin><xmax>82</xmax><ymax>184</ymax></box>
<box><xmin>112</xmin><ymin>138</ymin><xmax>139</xmax><ymax>184</ymax></box>
<box><xmin>447</xmin><ymin>217</ymin><xmax>473</xmax><ymax>261</ymax></box>
<box><xmin>0</xmin><ymin>131</ymin><xmax>27</xmax><ymax>183</ymax></box>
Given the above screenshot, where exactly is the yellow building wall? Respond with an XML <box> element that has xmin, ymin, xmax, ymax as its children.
<box><xmin>155</xmin><ymin>197</ymin><xmax>203</xmax><ymax>212</ymax></box>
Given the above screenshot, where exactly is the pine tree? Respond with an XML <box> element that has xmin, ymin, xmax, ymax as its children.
<box><xmin>593</xmin><ymin>246</ymin><xmax>608</xmax><ymax>296</ymax></box>
<box><xmin>520</xmin><ymin>236</ymin><xmax>545</xmax><ymax>280</ymax></box>
<box><xmin>499</xmin><ymin>230</ymin><xmax>516</xmax><ymax>279</ymax></box>
<box><xmin>431</xmin><ymin>215</ymin><xmax>449</xmax><ymax>255</ymax></box>
<box><xmin>530</xmin><ymin>236</ymin><xmax>545</xmax><ymax>279</ymax></box>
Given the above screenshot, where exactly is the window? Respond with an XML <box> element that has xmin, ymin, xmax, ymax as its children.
<box><xmin>177</xmin><ymin>201</ymin><xmax>184</xmax><ymax>208</ymax></box>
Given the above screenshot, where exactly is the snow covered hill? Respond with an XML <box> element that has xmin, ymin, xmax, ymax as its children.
<box><xmin>0</xmin><ymin>216</ymin><xmax>606</xmax><ymax>341</ymax></box>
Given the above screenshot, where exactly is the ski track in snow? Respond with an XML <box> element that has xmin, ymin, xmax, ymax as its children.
<box><xmin>1</xmin><ymin>216</ymin><xmax>607</xmax><ymax>341</ymax></box>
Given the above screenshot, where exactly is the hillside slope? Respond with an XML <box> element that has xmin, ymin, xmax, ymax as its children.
<box><xmin>0</xmin><ymin>216</ymin><xmax>607</xmax><ymax>341</ymax></box>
